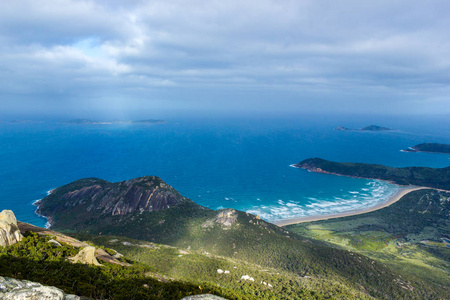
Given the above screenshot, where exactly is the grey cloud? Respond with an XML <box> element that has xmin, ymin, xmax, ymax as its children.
<box><xmin>0</xmin><ymin>0</ymin><xmax>449</xmax><ymax>115</ymax></box>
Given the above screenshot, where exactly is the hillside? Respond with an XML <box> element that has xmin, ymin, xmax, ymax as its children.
<box><xmin>36</xmin><ymin>176</ymin><xmax>197</xmax><ymax>229</ymax></box>
<box><xmin>34</xmin><ymin>176</ymin><xmax>450</xmax><ymax>299</ymax></box>
<box><xmin>0</xmin><ymin>215</ymin><xmax>372</xmax><ymax>299</ymax></box>
<box><xmin>0</xmin><ymin>230</ymin><xmax>237</xmax><ymax>299</ymax></box>
<box><xmin>286</xmin><ymin>189</ymin><xmax>450</xmax><ymax>298</ymax></box>
<box><xmin>294</xmin><ymin>158</ymin><xmax>450</xmax><ymax>190</ymax></box>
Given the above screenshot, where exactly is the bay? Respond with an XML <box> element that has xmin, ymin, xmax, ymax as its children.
<box><xmin>0</xmin><ymin>114</ymin><xmax>448</xmax><ymax>227</ymax></box>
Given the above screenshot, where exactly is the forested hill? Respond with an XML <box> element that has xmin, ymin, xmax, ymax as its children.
<box><xmin>294</xmin><ymin>158</ymin><xmax>450</xmax><ymax>190</ymax></box>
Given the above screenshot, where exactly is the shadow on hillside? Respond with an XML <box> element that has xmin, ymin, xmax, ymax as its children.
<box><xmin>0</xmin><ymin>255</ymin><xmax>223</xmax><ymax>300</ymax></box>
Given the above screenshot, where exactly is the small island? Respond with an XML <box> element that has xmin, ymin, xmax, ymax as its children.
<box><xmin>402</xmin><ymin>143</ymin><xmax>450</xmax><ymax>154</ymax></box>
<box><xmin>335</xmin><ymin>125</ymin><xmax>392</xmax><ymax>131</ymax></box>
<box><xmin>64</xmin><ymin>119</ymin><xmax>166</xmax><ymax>125</ymax></box>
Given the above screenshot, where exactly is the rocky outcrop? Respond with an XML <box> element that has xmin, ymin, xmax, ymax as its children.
<box><xmin>69</xmin><ymin>246</ymin><xmax>101</xmax><ymax>266</ymax></box>
<box><xmin>61</xmin><ymin>178</ymin><xmax>185</xmax><ymax>215</ymax></box>
<box><xmin>0</xmin><ymin>210</ymin><xmax>23</xmax><ymax>246</ymax></box>
<box><xmin>18</xmin><ymin>222</ymin><xmax>128</xmax><ymax>266</ymax></box>
<box><xmin>201</xmin><ymin>209</ymin><xmax>238</xmax><ymax>229</ymax></box>
<box><xmin>215</xmin><ymin>209</ymin><xmax>238</xmax><ymax>227</ymax></box>
<box><xmin>0</xmin><ymin>276</ymin><xmax>82</xmax><ymax>299</ymax></box>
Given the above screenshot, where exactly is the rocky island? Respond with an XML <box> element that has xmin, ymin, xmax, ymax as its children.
<box><xmin>335</xmin><ymin>125</ymin><xmax>392</xmax><ymax>131</ymax></box>
<box><xmin>402</xmin><ymin>143</ymin><xmax>450</xmax><ymax>154</ymax></box>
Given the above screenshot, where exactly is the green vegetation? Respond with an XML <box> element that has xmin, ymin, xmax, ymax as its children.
<box><xmin>0</xmin><ymin>232</ymin><xmax>240</xmax><ymax>300</ymax></box>
<box><xmin>287</xmin><ymin>189</ymin><xmax>450</xmax><ymax>299</ymax></box>
<box><xmin>52</xmin><ymin>204</ymin><xmax>446</xmax><ymax>299</ymax></box>
<box><xmin>79</xmin><ymin>234</ymin><xmax>373</xmax><ymax>300</ymax></box>
<box><xmin>295</xmin><ymin>158</ymin><xmax>450</xmax><ymax>189</ymax></box>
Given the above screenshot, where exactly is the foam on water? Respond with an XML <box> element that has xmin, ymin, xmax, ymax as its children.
<box><xmin>246</xmin><ymin>180</ymin><xmax>399</xmax><ymax>222</ymax></box>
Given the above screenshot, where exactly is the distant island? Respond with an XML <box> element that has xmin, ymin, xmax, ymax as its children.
<box><xmin>64</xmin><ymin>119</ymin><xmax>166</xmax><ymax>125</ymax></box>
<box><xmin>293</xmin><ymin>158</ymin><xmax>450</xmax><ymax>190</ymax></box>
<box><xmin>335</xmin><ymin>125</ymin><xmax>392</xmax><ymax>131</ymax></box>
<box><xmin>402</xmin><ymin>143</ymin><xmax>450</xmax><ymax>154</ymax></box>
<box><xmin>8</xmin><ymin>120</ymin><xmax>43</xmax><ymax>124</ymax></box>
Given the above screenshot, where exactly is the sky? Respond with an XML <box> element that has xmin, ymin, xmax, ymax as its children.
<box><xmin>0</xmin><ymin>0</ymin><xmax>449</xmax><ymax>118</ymax></box>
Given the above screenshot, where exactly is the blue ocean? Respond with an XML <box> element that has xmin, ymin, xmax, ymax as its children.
<box><xmin>1</xmin><ymin>114</ymin><xmax>449</xmax><ymax>227</ymax></box>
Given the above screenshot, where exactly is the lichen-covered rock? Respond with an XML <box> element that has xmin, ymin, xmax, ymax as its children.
<box><xmin>202</xmin><ymin>209</ymin><xmax>238</xmax><ymax>229</ymax></box>
<box><xmin>0</xmin><ymin>210</ymin><xmax>23</xmax><ymax>246</ymax></box>
<box><xmin>69</xmin><ymin>246</ymin><xmax>101</xmax><ymax>266</ymax></box>
<box><xmin>214</xmin><ymin>209</ymin><xmax>238</xmax><ymax>227</ymax></box>
<box><xmin>0</xmin><ymin>276</ymin><xmax>81</xmax><ymax>299</ymax></box>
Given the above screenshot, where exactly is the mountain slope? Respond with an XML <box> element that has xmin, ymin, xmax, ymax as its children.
<box><xmin>35</xmin><ymin>176</ymin><xmax>448</xmax><ymax>299</ymax></box>
<box><xmin>37</xmin><ymin>176</ymin><xmax>198</xmax><ymax>229</ymax></box>
<box><xmin>0</xmin><ymin>220</ymin><xmax>371</xmax><ymax>299</ymax></box>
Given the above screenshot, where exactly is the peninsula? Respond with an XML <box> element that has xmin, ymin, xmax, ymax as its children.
<box><xmin>293</xmin><ymin>158</ymin><xmax>450</xmax><ymax>190</ymax></box>
<box><xmin>402</xmin><ymin>143</ymin><xmax>450</xmax><ymax>154</ymax></box>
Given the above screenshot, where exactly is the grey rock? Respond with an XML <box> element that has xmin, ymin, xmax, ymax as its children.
<box><xmin>69</xmin><ymin>246</ymin><xmax>101</xmax><ymax>266</ymax></box>
<box><xmin>0</xmin><ymin>210</ymin><xmax>23</xmax><ymax>246</ymax></box>
<box><xmin>181</xmin><ymin>294</ymin><xmax>228</xmax><ymax>300</ymax></box>
<box><xmin>214</xmin><ymin>209</ymin><xmax>238</xmax><ymax>227</ymax></box>
<box><xmin>48</xmin><ymin>239</ymin><xmax>62</xmax><ymax>247</ymax></box>
<box><xmin>0</xmin><ymin>276</ymin><xmax>81</xmax><ymax>299</ymax></box>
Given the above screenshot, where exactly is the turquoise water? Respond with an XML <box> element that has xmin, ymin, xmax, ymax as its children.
<box><xmin>0</xmin><ymin>114</ymin><xmax>449</xmax><ymax>227</ymax></box>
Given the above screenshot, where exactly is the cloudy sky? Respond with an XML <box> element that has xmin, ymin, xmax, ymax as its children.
<box><xmin>0</xmin><ymin>0</ymin><xmax>449</xmax><ymax>117</ymax></box>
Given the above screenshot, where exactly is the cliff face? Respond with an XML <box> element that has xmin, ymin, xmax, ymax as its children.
<box><xmin>37</xmin><ymin>176</ymin><xmax>192</xmax><ymax>228</ymax></box>
<box><xmin>0</xmin><ymin>210</ymin><xmax>23</xmax><ymax>247</ymax></box>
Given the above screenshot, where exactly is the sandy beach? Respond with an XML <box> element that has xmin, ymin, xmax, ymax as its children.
<box><xmin>274</xmin><ymin>186</ymin><xmax>429</xmax><ymax>227</ymax></box>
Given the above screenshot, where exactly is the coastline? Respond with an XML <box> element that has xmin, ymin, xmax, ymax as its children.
<box><xmin>274</xmin><ymin>186</ymin><xmax>429</xmax><ymax>227</ymax></box>
<box><xmin>32</xmin><ymin>189</ymin><xmax>54</xmax><ymax>228</ymax></box>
